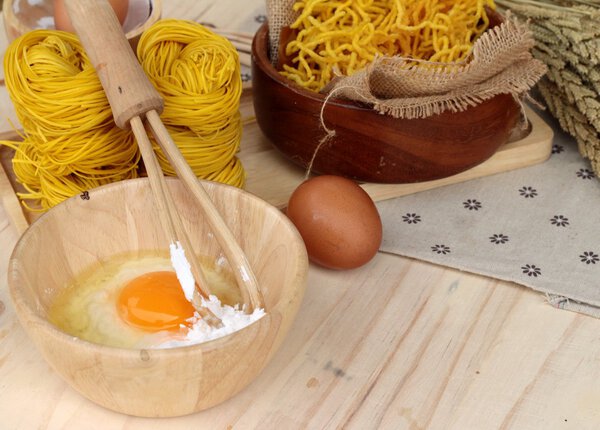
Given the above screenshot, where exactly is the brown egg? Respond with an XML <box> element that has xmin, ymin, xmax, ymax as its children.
<box><xmin>53</xmin><ymin>0</ymin><xmax>129</xmax><ymax>33</ymax></box>
<box><xmin>286</xmin><ymin>175</ymin><xmax>382</xmax><ymax>270</ymax></box>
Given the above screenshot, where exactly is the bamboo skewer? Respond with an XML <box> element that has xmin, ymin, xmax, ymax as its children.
<box><xmin>129</xmin><ymin>116</ymin><xmax>223</xmax><ymax>328</ymax></box>
<box><xmin>147</xmin><ymin>111</ymin><xmax>263</xmax><ymax>310</ymax></box>
<box><xmin>63</xmin><ymin>0</ymin><xmax>264</xmax><ymax>320</ymax></box>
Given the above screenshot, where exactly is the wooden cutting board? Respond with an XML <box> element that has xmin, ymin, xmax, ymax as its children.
<box><xmin>1</xmin><ymin>90</ymin><xmax>553</xmax><ymax>236</ymax></box>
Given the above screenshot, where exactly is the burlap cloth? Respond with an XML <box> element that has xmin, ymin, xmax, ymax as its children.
<box><xmin>376</xmin><ymin>110</ymin><xmax>600</xmax><ymax>318</ymax></box>
<box><xmin>266</xmin><ymin>1</ymin><xmax>546</xmax><ymax>119</ymax></box>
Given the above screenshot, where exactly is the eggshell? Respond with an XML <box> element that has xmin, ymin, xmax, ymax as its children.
<box><xmin>286</xmin><ymin>175</ymin><xmax>382</xmax><ymax>270</ymax></box>
<box><xmin>53</xmin><ymin>0</ymin><xmax>129</xmax><ymax>33</ymax></box>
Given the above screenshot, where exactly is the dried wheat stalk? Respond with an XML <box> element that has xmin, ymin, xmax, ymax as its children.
<box><xmin>496</xmin><ymin>0</ymin><xmax>600</xmax><ymax>174</ymax></box>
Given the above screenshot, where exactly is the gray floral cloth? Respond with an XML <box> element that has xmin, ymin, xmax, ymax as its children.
<box><xmin>376</xmin><ymin>111</ymin><xmax>600</xmax><ymax>318</ymax></box>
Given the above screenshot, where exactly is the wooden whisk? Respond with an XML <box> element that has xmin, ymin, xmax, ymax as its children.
<box><xmin>63</xmin><ymin>0</ymin><xmax>264</xmax><ymax>327</ymax></box>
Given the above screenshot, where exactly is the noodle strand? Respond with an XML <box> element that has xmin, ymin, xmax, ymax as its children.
<box><xmin>281</xmin><ymin>0</ymin><xmax>496</xmax><ymax>92</ymax></box>
<box><xmin>1</xmin><ymin>20</ymin><xmax>245</xmax><ymax>211</ymax></box>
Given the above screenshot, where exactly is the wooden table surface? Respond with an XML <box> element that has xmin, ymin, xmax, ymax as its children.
<box><xmin>2</xmin><ymin>1</ymin><xmax>600</xmax><ymax>429</ymax></box>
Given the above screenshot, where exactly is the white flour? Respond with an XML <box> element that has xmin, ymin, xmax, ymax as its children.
<box><xmin>169</xmin><ymin>241</ymin><xmax>196</xmax><ymax>302</ymax></box>
<box><xmin>162</xmin><ymin>243</ymin><xmax>266</xmax><ymax>348</ymax></box>
<box><xmin>155</xmin><ymin>295</ymin><xmax>265</xmax><ymax>348</ymax></box>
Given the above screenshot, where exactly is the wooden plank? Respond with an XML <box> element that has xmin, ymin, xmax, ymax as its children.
<box><xmin>0</xmin><ymin>147</ymin><xmax>27</xmax><ymax>234</ymax></box>
<box><xmin>361</xmin><ymin>107</ymin><xmax>553</xmax><ymax>203</ymax></box>
<box><xmin>2</xmin><ymin>230</ymin><xmax>600</xmax><ymax>429</ymax></box>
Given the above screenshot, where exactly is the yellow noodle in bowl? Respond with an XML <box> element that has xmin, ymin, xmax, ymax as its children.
<box><xmin>281</xmin><ymin>0</ymin><xmax>496</xmax><ymax>92</ymax></box>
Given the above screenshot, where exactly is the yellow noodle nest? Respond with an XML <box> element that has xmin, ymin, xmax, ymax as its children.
<box><xmin>138</xmin><ymin>19</ymin><xmax>245</xmax><ymax>187</ymax></box>
<box><xmin>2</xmin><ymin>31</ymin><xmax>139</xmax><ymax>210</ymax></box>
<box><xmin>1</xmin><ymin>20</ymin><xmax>244</xmax><ymax>211</ymax></box>
<box><xmin>281</xmin><ymin>0</ymin><xmax>496</xmax><ymax>92</ymax></box>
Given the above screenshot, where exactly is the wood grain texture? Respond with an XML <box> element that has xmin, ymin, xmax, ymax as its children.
<box><xmin>8</xmin><ymin>178</ymin><xmax>308</xmax><ymax>417</ymax></box>
<box><xmin>240</xmin><ymin>98</ymin><xmax>553</xmax><ymax>209</ymax></box>
<box><xmin>252</xmin><ymin>24</ymin><xmax>522</xmax><ymax>183</ymax></box>
<box><xmin>1</xmin><ymin>1</ymin><xmax>595</xmax><ymax>428</ymax></box>
<box><xmin>0</xmin><ymin>149</ymin><xmax>27</xmax><ymax>234</ymax></box>
<box><xmin>2</xmin><ymin>212</ymin><xmax>600</xmax><ymax>428</ymax></box>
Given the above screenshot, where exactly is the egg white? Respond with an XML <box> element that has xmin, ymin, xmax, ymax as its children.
<box><xmin>49</xmin><ymin>254</ymin><xmax>241</xmax><ymax>349</ymax></box>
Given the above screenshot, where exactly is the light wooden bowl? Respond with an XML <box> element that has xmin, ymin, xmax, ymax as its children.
<box><xmin>251</xmin><ymin>12</ymin><xmax>521</xmax><ymax>183</ymax></box>
<box><xmin>8</xmin><ymin>178</ymin><xmax>308</xmax><ymax>417</ymax></box>
<box><xmin>2</xmin><ymin>0</ymin><xmax>161</xmax><ymax>48</ymax></box>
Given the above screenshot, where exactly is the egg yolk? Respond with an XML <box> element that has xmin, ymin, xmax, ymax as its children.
<box><xmin>117</xmin><ymin>271</ymin><xmax>196</xmax><ymax>332</ymax></box>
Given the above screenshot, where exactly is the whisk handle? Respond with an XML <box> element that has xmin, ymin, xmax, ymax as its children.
<box><xmin>63</xmin><ymin>0</ymin><xmax>163</xmax><ymax>129</ymax></box>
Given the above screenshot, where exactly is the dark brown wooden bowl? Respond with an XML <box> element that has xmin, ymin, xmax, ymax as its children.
<box><xmin>251</xmin><ymin>23</ymin><xmax>521</xmax><ymax>183</ymax></box>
